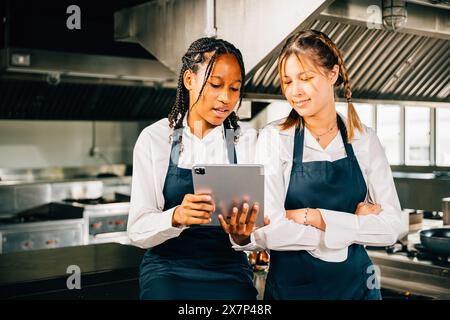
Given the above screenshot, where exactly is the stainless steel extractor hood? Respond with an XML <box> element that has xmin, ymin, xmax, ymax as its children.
<box><xmin>114</xmin><ymin>0</ymin><xmax>331</xmax><ymax>75</ymax></box>
<box><xmin>0</xmin><ymin>48</ymin><xmax>176</xmax><ymax>87</ymax></box>
<box><xmin>0</xmin><ymin>48</ymin><xmax>178</xmax><ymax>121</ymax></box>
<box><xmin>0</xmin><ymin>0</ymin><xmax>178</xmax><ymax>121</ymax></box>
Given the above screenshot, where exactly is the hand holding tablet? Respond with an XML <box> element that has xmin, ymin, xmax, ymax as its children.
<box><xmin>192</xmin><ymin>164</ymin><xmax>265</xmax><ymax>228</ymax></box>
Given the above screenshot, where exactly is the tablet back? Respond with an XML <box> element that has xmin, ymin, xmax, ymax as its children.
<box><xmin>192</xmin><ymin>164</ymin><xmax>264</xmax><ymax>227</ymax></box>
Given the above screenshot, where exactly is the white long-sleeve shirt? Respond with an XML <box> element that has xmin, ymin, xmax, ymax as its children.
<box><xmin>233</xmin><ymin>116</ymin><xmax>403</xmax><ymax>262</ymax></box>
<box><xmin>127</xmin><ymin>115</ymin><xmax>257</xmax><ymax>249</ymax></box>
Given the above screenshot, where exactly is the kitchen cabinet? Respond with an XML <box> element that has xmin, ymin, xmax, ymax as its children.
<box><xmin>0</xmin><ymin>243</ymin><xmax>145</xmax><ymax>299</ymax></box>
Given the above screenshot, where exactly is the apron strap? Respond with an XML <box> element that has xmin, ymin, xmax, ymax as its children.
<box><xmin>224</xmin><ymin>121</ymin><xmax>238</xmax><ymax>164</ymax></box>
<box><xmin>293</xmin><ymin>122</ymin><xmax>306</xmax><ymax>164</ymax></box>
<box><xmin>336</xmin><ymin>115</ymin><xmax>356</xmax><ymax>159</ymax></box>
<box><xmin>169</xmin><ymin>128</ymin><xmax>183</xmax><ymax>166</ymax></box>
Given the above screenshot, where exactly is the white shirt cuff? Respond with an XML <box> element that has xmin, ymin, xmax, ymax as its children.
<box><xmin>320</xmin><ymin>209</ymin><xmax>358</xmax><ymax>249</ymax></box>
<box><xmin>307</xmin><ymin>232</ymin><xmax>349</xmax><ymax>262</ymax></box>
<box><xmin>230</xmin><ymin>232</ymin><xmax>263</xmax><ymax>251</ymax></box>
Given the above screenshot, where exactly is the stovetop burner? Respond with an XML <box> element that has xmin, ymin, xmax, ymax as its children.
<box><xmin>408</xmin><ymin>243</ymin><xmax>450</xmax><ymax>263</ymax></box>
<box><xmin>379</xmin><ymin>241</ymin><xmax>450</xmax><ymax>267</ymax></box>
<box><xmin>62</xmin><ymin>193</ymin><xmax>130</xmax><ymax>205</ymax></box>
<box><xmin>0</xmin><ymin>202</ymin><xmax>84</xmax><ymax>226</ymax></box>
<box><xmin>0</xmin><ymin>213</ymin><xmax>54</xmax><ymax>224</ymax></box>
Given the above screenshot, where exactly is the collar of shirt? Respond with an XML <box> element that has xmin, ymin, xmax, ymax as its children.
<box><xmin>273</xmin><ymin>114</ymin><xmax>364</xmax><ymax>164</ymax></box>
<box><xmin>182</xmin><ymin>112</ymin><xmax>225</xmax><ymax>144</ymax></box>
<box><xmin>303</xmin><ymin>126</ymin><xmax>342</xmax><ymax>153</ymax></box>
<box><xmin>277</xmin><ymin>114</ymin><xmax>362</xmax><ymax>138</ymax></box>
<box><xmin>177</xmin><ymin>113</ymin><xmax>229</xmax><ymax>168</ymax></box>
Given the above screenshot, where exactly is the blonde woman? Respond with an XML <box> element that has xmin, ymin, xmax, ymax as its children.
<box><xmin>224</xmin><ymin>30</ymin><xmax>402</xmax><ymax>300</ymax></box>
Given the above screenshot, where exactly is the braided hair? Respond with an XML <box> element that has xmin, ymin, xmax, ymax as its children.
<box><xmin>168</xmin><ymin>37</ymin><xmax>245</xmax><ymax>143</ymax></box>
<box><xmin>277</xmin><ymin>29</ymin><xmax>363</xmax><ymax>142</ymax></box>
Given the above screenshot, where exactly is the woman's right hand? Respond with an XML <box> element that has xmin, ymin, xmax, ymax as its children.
<box><xmin>355</xmin><ymin>202</ymin><xmax>382</xmax><ymax>216</ymax></box>
<box><xmin>172</xmin><ymin>194</ymin><xmax>215</xmax><ymax>227</ymax></box>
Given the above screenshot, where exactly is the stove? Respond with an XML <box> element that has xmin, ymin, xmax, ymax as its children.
<box><xmin>61</xmin><ymin>196</ymin><xmax>130</xmax><ymax>245</ymax></box>
<box><xmin>408</xmin><ymin>243</ymin><xmax>450</xmax><ymax>265</ymax></box>
<box><xmin>0</xmin><ymin>202</ymin><xmax>85</xmax><ymax>253</ymax></box>
<box><xmin>376</xmin><ymin>241</ymin><xmax>450</xmax><ymax>266</ymax></box>
<box><xmin>366</xmin><ymin>219</ymin><xmax>450</xmax><ymax>299</ymax></box>
<box><xmin>0</xmin><ymin>194</ymin><xmax>131</xmax><ymax>254</ymax></box>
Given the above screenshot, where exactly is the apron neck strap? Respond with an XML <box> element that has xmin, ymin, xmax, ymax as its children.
<box><xmin>293</xmin><ymin>121</ymin><xmax>306</xmax><ymax>162</ymax></box>
<box><xmin>224</xmin><ymin>120</ymin><xmax>238</xmax><ymax>164</ymax></box>
<box><xmin>169</xmin><ymin>128</ymin><xmax>184</xmax><ymax>166</ymax></box>
<box><xmin>337</xmin><ymin>115</ymin><xmax>356</xmax><ymax>159</ymax></box>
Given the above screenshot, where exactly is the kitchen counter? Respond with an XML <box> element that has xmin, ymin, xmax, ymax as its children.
<box><xmin>2</xmin><ymin>226</ymin><xmax>449</xmax><ymax>300</ymax></box>
<box><xmin>393</xmin><ymin>171</ymin><xmax>450</xmax><ymax>180</ymax></box>
<box><xmin>368</xmin><ymin>250</ymin><xmax>450</xmax><ymax>299</ymax></box>
<box><xmin>0</xmin><ymin>243</ymin><xmax>145</xmax><ymax>299</ymax></box>
<box><xmin>367</xmin><ymin>219</ymin><xmax>450</xmax><ymax>299</ymax></box>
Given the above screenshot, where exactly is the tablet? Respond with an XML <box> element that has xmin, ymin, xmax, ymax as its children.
<box><xmin>192</xmin><ymin>164</ymin><xmax>264</xmax><ymax>227</ymax></box>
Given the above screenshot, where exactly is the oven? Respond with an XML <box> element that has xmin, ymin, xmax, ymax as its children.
<box><xmin>80</xmin><ymin>202</ymin><xmax>130</xmax><ymax>245</ymax></box>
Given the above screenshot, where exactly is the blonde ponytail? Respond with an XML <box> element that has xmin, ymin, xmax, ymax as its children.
<box><xmin>319</xmin><ymin>33</ymin><xmax>363</xmax><ymax>142</ymax></box>
<box><xmin>340</xmin><ymin>61</ymin><xmax>363</xmax><ymax>142</ymax></box>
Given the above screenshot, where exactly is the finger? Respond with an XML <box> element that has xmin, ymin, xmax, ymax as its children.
<box><xmin>356</xmin><ymin>202</ymin><xmax>364</xmax><ymax>208</ymax></box>
<box><xmin>218</xmin><ymin>214</ymin><xmax>230</xmax><ymax>234</ymax></box>
<box><xmin>373</xmin><ymin>206</ymin><xmax>382</xmax><ymax>214</ymax></box>
<box><xmin>185</xmin><ymin>209</ymin><xmax>212</xmax><ymax>220</ymax></box>
<box><xmin>190</xmin><ymin>194</ymin><xmax>212</xmax><ymax>203</ymax></box>
<box><xmin>246</xmin><ymin>203</ymin><xmax>259</xmax><ymax>233</ymax></box>
<box><xmin>229</xmin><ymin>207</ymin><xmax>239</xmax><ymax>234</ymax></box>
<box><xmin>286</xmin><ymin>211</ymin><xmax>294</xmax><ymax>219</ymax></box>
<box><xmin>264</xmin><ymin>216</ymin><xmax>270</xmax><ymax>226</ymax></box>
<box><xmin>211</xmin><ymin>199</ymin><xmax>216</xmax><ymax>214</ymax></box>
<box><xmin>238</xmin><ymin>203</ymin><xmax>249</xmax><ymax>228</ymax></box>
<box><xmin>186</xmin><ymin>216</ymin><xmax>212</xmax><ymax>225</ymax></box>
<box><xmin>187</xmin><ymin>202</ymin><xmax>215</xmax><ymax>213</ymax></box>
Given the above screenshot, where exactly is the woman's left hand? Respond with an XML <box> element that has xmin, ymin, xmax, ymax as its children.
<box><xmin>286</xmin><ymin>208</ymin><xmax>326</xmax><ymax>231</ymax></box>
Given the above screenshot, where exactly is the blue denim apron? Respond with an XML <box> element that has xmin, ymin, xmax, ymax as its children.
<box><xmin>140</xmin><ymin>124</ymin><xmax>257</xmax><ymax>300</ymax></box>
<box><xmin>264</xmin><ymin>116</ymin><xmax>381</xmax><ymax>300</ymax></box>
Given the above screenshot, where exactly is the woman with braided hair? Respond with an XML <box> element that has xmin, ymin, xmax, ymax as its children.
<box><xmin>227</xmin><ymin>30</ymin><xmax>402</xmax><ymax>299</ymax></box>
<box><xmin>128</xmin><ymin>37</ymin><xmax>259</xmax><ymax>299</ymax></box>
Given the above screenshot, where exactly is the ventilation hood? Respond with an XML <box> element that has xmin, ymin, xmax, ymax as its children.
<box><xmin>0</xmin><ymin>48</ymin><xmax>178</xmax><ymax>121</ymax></box>
<box><xmin>0</xmin><ymin>48</ymin><xmax>176</xmax><ymax>86</ymax></box>
<box><xmin>0</xmin><ymin>0</ymin><xmax>176</xmax><ymax>86</ymax></box>
<box><xmin>0</xmin><ymin>0</ymin><xmax>178</xmax><ymax>121</ymax></box>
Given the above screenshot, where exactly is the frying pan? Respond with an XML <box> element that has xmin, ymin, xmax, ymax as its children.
<box><xmin>420</xmin><ymin>228</ymin><xmax>450</xmax><ymax>256</ymax></box>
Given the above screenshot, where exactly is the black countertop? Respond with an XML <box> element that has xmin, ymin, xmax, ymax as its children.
<box><xmin>0</xmin><ymin>243</ymin><xmax>145</xmax><ymax>299</ymax></box>
<box><xmin>392</xmin><ymin>171</ymin><xmax>450</xmax><ymax>180</ymax></box>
